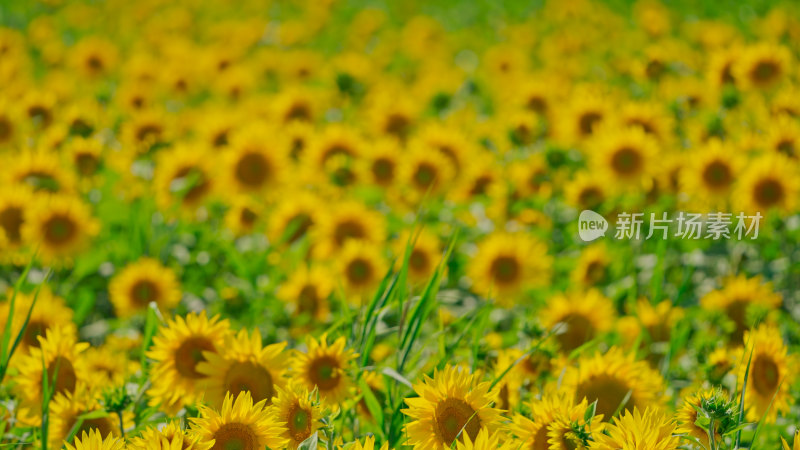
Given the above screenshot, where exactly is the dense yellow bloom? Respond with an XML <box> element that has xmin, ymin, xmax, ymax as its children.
<box><xmin>589</xmin><ymin>407</ymin><xmax>680</xmax><ymax>450</ymax></box>
<box><xmin>190</xmin><ymin>391</ymin><xmax>286</xmax><ymax>450</ymax></box>
<box><xmin>291</xmin><ymin>334</ymin><xmax>357</xmax><ymax>406</ymax></box>
<box><xmin>403</xmin><ymin>365</ymin><xmax>504</xmax><ymax>450</ymax></box>
<box><xmin>268</xmin><ymin>386</ymin><xmax>324</xmax><ymax>449</ymax></box>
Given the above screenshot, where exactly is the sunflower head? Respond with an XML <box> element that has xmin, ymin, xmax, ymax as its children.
<box><xmin>589</xmin><ymin>407</ymin><xmax>680</xmax><ymax>450</ymax></box>
<box><xmin>65</xmin><ymin>429</ymin><xmax>126</xmax><ymax>450</ymax></box>
<box><xmin>291</xmin><ymin>334</ymin><xmax>357</xmax><ymax>406</ymax></box>
<box><xmin>268</xmin><ymin>386</ymin><xmax>323</xmax><ymax>449</ymax></box>
<box><xmin>737</xmin><ymin>324</ymin><xmax>794</xmax><ymax>422</ymax></box>
<box><xmin>109</xmin><ymin>257</ymin><xmax>181</xmax><ymax>318</ymax></box>
<box><xmin>190</xmin><ymin>391</ymin><xmax>286</xmax><ymax>450</ymax></box>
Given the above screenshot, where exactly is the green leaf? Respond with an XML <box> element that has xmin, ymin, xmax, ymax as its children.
<box><xmin>358</xmin><ymin>376</ymin><xmax>385</xmax><ymax>434</ymax></box>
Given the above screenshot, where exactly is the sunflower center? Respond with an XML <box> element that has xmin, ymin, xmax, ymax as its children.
<box><xmin>212</xmin><ymin>423</ymin><xmax>257</xmax><ymax>450</ymax></box>
<box><xmin>308</xmin><ymin>355</ymin><xmax>340</xmax><ymax>391</ymax></box>
<box><xmin>610</xmin><ymin>147</ymin><xmax>642</xmax><ymax>176</ymax></box>
<box><xmin>555</xmin><ymin>313</ymin><xmax>595</xmax><ymax>353</ymax></box>
<box><xmin>702</xmin><ymin>160</ymin><xmax>732</xmax><ymax>189</ymax></box>
<box><xmin>333</xmin><ymin>220</ymin><xmax>365</xmax><ymax>246</ymax></box>
<box><xmin>286</xmin><ymin>213</ymin><xmax>312</xmax><ymax>243</ymax></box>
<box><xmin>346</xmin><ymin>258</ymin><xmax>373</xmax><ymax>285</ymax></box>
<box><xmin>87</xmin><ymin>55</ymin><xmax>104</xmax><ymax>72</ymax></box>
<box><xmin>75</xmin><ymin>153</ymin><xmax>100</xmax><ymax>176</ymax></box>
<box><xmin>578</xmin><ymin>186</ymin><xmax>603</xmax><ymax>209</ymax></box>
<box><xmin>72</xmin><ymin>416</ymin><xmax>114</xmax><ymax>443</ymax></box>
<box><xmin>23</xmin><ymin>320</ymin><xmax>47</xmax><ymax>348</ymax></box>
<box><xmin>174</xmin><ymin>167</ymin><xmax>210</xmax><ymax>203</ymax></box>
<box><xmin>626</xmin><ymin>118</ymin><xmax>655</xmax><ymax>135</ymax></box>
<box><xmin>776</xmin><ymin>139</ymin><xmax>795</xmax><ymax>157</ymax></box>
<box><xmin>0</xmin><ymin>206</ymin><xmax>23</xmax><ymax>243</ymax></box>
<box><xmin>532</xmin><ymin>423</ymin><xmax>550</xmax><ymax>450</ymax></box>
<box><xmin>174</xmin><ymin>337</ymin><xmax>215</xmax><ymax>379</ymax></box>
<box><xmin>526</xmin><ymin>96</ymin><xmax>547</xmax><ymax>114</ymax></box>
<box><xmin>578</xmin><ymin>111</ymin><xmax>602</xmax><ymax>136</ymax></box>
<box><xmin>751</xmin><ymin>60</ymin><xmax>778</xmax><ymax>84</ymax></box>
<box><xmin>413</xmin><ymin>163</ymin><xmax>438</xmax><ymax>189</ymax></box>
<box><xmin>28</xmin><ymin>105</ymin><xmax>52</xmax><ymax>127</ymax></box>
<box><xmin>470</xmin><ymin>175</ymin><xmax>492</xmax><ymax>196</ymax></box>
<box><xmin>286</xmin><ymin>102</ymin><xmax>311</xmax><ymax>122</ymax></box>
<box><xmin>409</xmin><ymin>249</ymin><xmax>429</xmax><ymax>273</ymax></box>
<box><xmin>135</xmin><ymin>123</ymin><xmax>163</xmax><ymax>143</ymax></box>
<box><xmin>287</xmin><ymin>404</ymin><xmax>312</xmax><ymax>443</ymax></box>
<box><xmin>584</xmin><ymin>260</ymin><xmax>606</xmax><ymax>284</ymax></box>
<box><xmin>47</xmin><ymin>356</ymin><xmax>77</xmax><ymax>395</ymax></box>
<box><xmin>224</xmin><ymin>361</ymin><xmax>274</xmax><ymax>404</ymax></box>
<box><xmin>235</xmin><ymin>152</ymin><xmax>271</xmax><ymax>188</ymax></box>
<box><xmin>130</xmin><ymin>280</ymin><xmax>159</xmax><ymax>306</ymax></box>
<box><xmin>240</xmin><ymin>208</ymin><xmax>257</xmax><ymax>226</ymax></box>
<box><xmin>490</xmin><ymin>256</ymin><xmax>521</xmax><ymax>285</ymax></box>
<box><xmin>753</xmin><ymin>178</ymin><xmax>784</xmax><ymax>207</ymax></box>
<box><xmin>437</xmin><ymin>145</ymin><xmax>460</xmax><ymax>171</ymax></box>
<box><xmin>297</xmin><ymin>285</ymin><xmax>320</xmax><ymax>316</ymax></box>
<box><xmin>575</xmin><ymin>374</ymin><xmax>634</xmax><ymax>420</ymax></box>
<box><xmin>43</xmin><ymin>214</ymin><xmax>77</xmax><ymax>245</ymax></box>
<box><xmin>0</xmin><ymin>117</ymin><xmax>11</xmax><ymax>140</ymax></box>
<box><xmin>434</xmin><ymin>397</ymin><xmax>481</xmax><ymax>444</ymax></box>
<box><xmin>385</xmin><ymin>113</ymin><xmax>410</xmax><ymax>139</ymax></box>
<box><xmin>751</xmin><ymin>354</ymin><xmax>780</xmax><ymax>396</ymax></box>
<box><xmin>372</xmin><ymin>158</ymin><xmax>395</xmax><ymax>183</ymax></box>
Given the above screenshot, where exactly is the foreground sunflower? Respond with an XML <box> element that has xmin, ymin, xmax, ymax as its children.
<box><xmin>128</xmin><ymin>421</ymin><xmax>199</xmax><ymax>450</ymax></box>
<box><xmin>190</xmin><ymin>391</ymin><xmax>286</xmax><ymax>450</ymax></box>
<box><xmin>268</xmin><ymin>386</ymin><xmax>323</xmax><ymax>449</ymax></box>
<box><xmin>14</xmin><ymin>326</ymin><xmax>89</xmax><ymax>425</ymax></box>
<box><xmin>197</xmin><ymin>328</ymin><xmax>288</xmax><ymax>408</ymax></box>
<box><xmin>737</xmin><ymin>324</ymin><xmax>794</xmax><ymax>422</ymax></box>
<box><xmin>291</xmin><ymin>334</ymin><xmax>357</xmax><ymax>406</ymax></box>
<box><xmin>589</xmin><ymin>407</ymin><xmax>680</xmax><ymax>450</ymax></box>
<box><xmin>562</xmin><ymin>347</ymin><xmax>665</xmax><ymax>421</ymax></box>
<box><xmin>109</xmin><ymin>257</ymin><xmax>181</xmax><ymax>318</ymax></box>
<box><xmin>146</xmin><ymin>312</ymin><xmax>230</xmax><ymax>413</ymax></box>
<box><xmin>510</xmin><ymin>392</ymin><xmax>602</xmax><ymax>449</ymax></box>
<box><xmin>48</xmin><ymin>387</ymin><xmax>121</xmax><ymax>449</ymax></box>
<box><xmin>403</xmin><ymin>365</ymin><xmax>504</xmax><ymax>450</ymax></box>
<box><xmin>65</xmin><ymin>429</ymin><xmax>125</xmax><ymax>450</ymax></box>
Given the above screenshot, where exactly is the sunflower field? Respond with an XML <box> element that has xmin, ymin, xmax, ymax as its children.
<box><xmin>2</xmin><ymin>0</ymin><xmax>800</xmax><ymax>448</ymax></box>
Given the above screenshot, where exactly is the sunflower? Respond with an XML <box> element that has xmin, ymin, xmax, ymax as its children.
<box><xmin>154</xmin><ymin>145</ymin><xmax>216</xmax><ymax>214</ymax></box>
<box><xmin>197</xmin><ymin>328</ymin><xmax>288</xmax><ymax>409</ymax></box>
<box><xmin>737</xmin><ymin>324</ymin><xmax>794</xmax><ymax>422</ymax></box>
<box><xmin>312</xmin><ymin>201</ymin><xmax>386</xmax><ymax>258</ymax></box>
<box><xmin>6</xmin><ymin>149</ymin><xmax>76</xmax><ymax>194</ymax></box>
<box><xmin>367</xmin><ymin>87</ymin><xmax>418</xmax><ymax>141</ymax></box>
<box><xmin>23</xmin><ymin>194</ymin><xmax>99</xmax><ymax>265</ymax></box>
<box><xmin>21</xmin><ymin>90</ymin><xmax>57</xmax><ymax>129</ymax></box>
<box><xmin>14</xmin><ymin>326</ymin><xmax>90</xmax><ymax>425</ymax></box>
<box><xmin>277</xmin><ymin>265</ymin><xmax>334</xmax><ymax>321</ymax></box>
<box><xmin>65</xmin><ymin>137</ymin><xmax>104</xmax><ymax>179</ymax></box>
<box><xmin>510</xmin><ymin>393</ymin><xmax>603</xmax><ymax>450</ymax></box>
<box><xmin>394</xmin><ymin>229</ymin><xmax>441</xmax><ymax>285</ymax></box>
<box><xmin>700</xmin><ymin>275</ymin><xmax>782</xmax><ymax>343</ymax></box>
<box><xmin>224</xmin><ymin>126</ymin><xmax>287</xmax><ymax>195</ymax></box>
<box><xmin>564</xmin><ymin>171</ymin><xmax>608</xmax><ymax>211</ymax></box>
<box><xmin>590</xmin><ymin>127</ymin><xmax>658</xmax><ymax>191</ymax></box>
<box><xmin>267</xmin><ymin>386</ymin><xmax>324</xmax><ymax>449</ymax></box>
<box><xmin>617</xmin><ymin>101</ymin><xmax>674</xmax><ymax>143</ymax></box>
<box><xmin>734</xmin><ymin>153</ymin><xmax>798</xmax><ymax>214</ymax></box>
<box><xmin>291</xmin><ymin>334</ymin><xmax>357</xmax><ymax>406</ymax></box>
<box><xmin>304</xmin><ymin>125</ymin><xmax>364</xmax><ymax>186</ymax></box>
<box><xmin>676</xmin><ymin>389</ymin><xmax>720</xmax><ymax>447</ymax></box>
<box><xmin>341</xmin><ymin>435</ymin><xmax>389</xmax><ymax>450</ymax></box>
<box><xmin>0</xmin><ymin>99</ymin><xmax>20</xmax><ymax>147</ymax></box>
<box><xmin>336</xmin><ymin>240</ymin><xmax>388</xmax><ymax>300</ymax></box>
<box><xmin>360</xmin><ymin>139</ymin><xmax>402</xmax><ymax>189</ymax></box>
<box><xmin>589</xmin><ymin>407</ymin><xmax>680</xmax><ymax>450</ymax></box>
<box><xmin>734</xmin><ymin>43</ymin><xmax>791</xmax><ymax>90</ymax></box>
<box><xmin>83</xmin><ymin>345</ymin><xmax>138</xmax><ymax>386</ymax></box>
<box><xmin>273</xmin><ymin>87</ymin><xmax>320</xmax><ymax>124</ymax></box>
<box><xmin>267</xmin><ymin>192</ymin><xmax>321</xmax><ymax>246</ymax></box>
<box><xmin>680</xmin><ymin>138</ymin><xmax>741</xmax><ymax>210</ymax></box>
<box><xmin>48</xmin><ymin>387</ymin><xmax>121</xmax><ymax>449</ymax></box>
<box><xmin>109</xmin><ymin>257</ymin><xmax>181</xmax><ymax>318</ymax></box>
<box><xmin>223</xmin><ymin>197</ymin><xmax>264</xmax><ymax>236</ymax></box>
<box><xmin>64</xmin><ymin>430</ymin><xmax>126</xmax><ymax>450</ymax></box>
<box><xmin>507</xmin><ymin>154</ymin><xmax>552</xmax><ymax>199</ymax></box>
<box><xmin>467</xmin><ymin>233</ymin><xmax>552</xmax><ymax>306</ymax></box>
<box><xmin>70</xmin><ymin>37</ymin><xmax>118</xmax><ymax>78</ymax></box>
<box><xmin>570</xmin><ymin>243</ymin><xmax>610</xmax><ymax>286</ymax></box>
<box><xmin>412</xmin><ymin>125</ymin><xmax>477</xmax><ymax>179</ymax></box>
<box><xmin>403</xmin><ymin>365</ymin><xmax>504</xmax><ymax>450</ymax></box>
<box><xmin>0</xmin><ymin>286</ymin><xmax>75</xmax><ymax>354</ymax></box>
<box><xmin>540</xmin><ymin>289</ymin><xmax>616</xmax><ymax>354</ymax></box>
<box><xmin>120</xmin><ymin>109</ymin><xmax>170</xmax><ymax>152</ymax></box>
<box><xmin>493</xmin><ymin>347</ymin><xmax>556</xmax><ymax>411</ymax></box>
<box><xmin>190</xmin><ymin>391</ymin><xmax>286</xmax><ymax>450</ymax></box>
<box><xmin>129</xmin><ymin>421</ymin><xmax>199</xmax><ymax>450</ymax></box>
<box><xmin>146</xmin><ymin>312</ymin><xmax>230</xmax><ymax>413</ymax></box>
<box><xmin>562</xmin><ymin>347</ymin><xmax>665</xmax><ymax>421</ymax></box>
<box><xmin>766</xmin><ymin>114</ymin><xmax>800</xmax><ymax>158</ymax></box>
<box><xmin>556</xmin><ymin>87</ymin><xmax>612</xmax><ymax>144</ymax></box>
